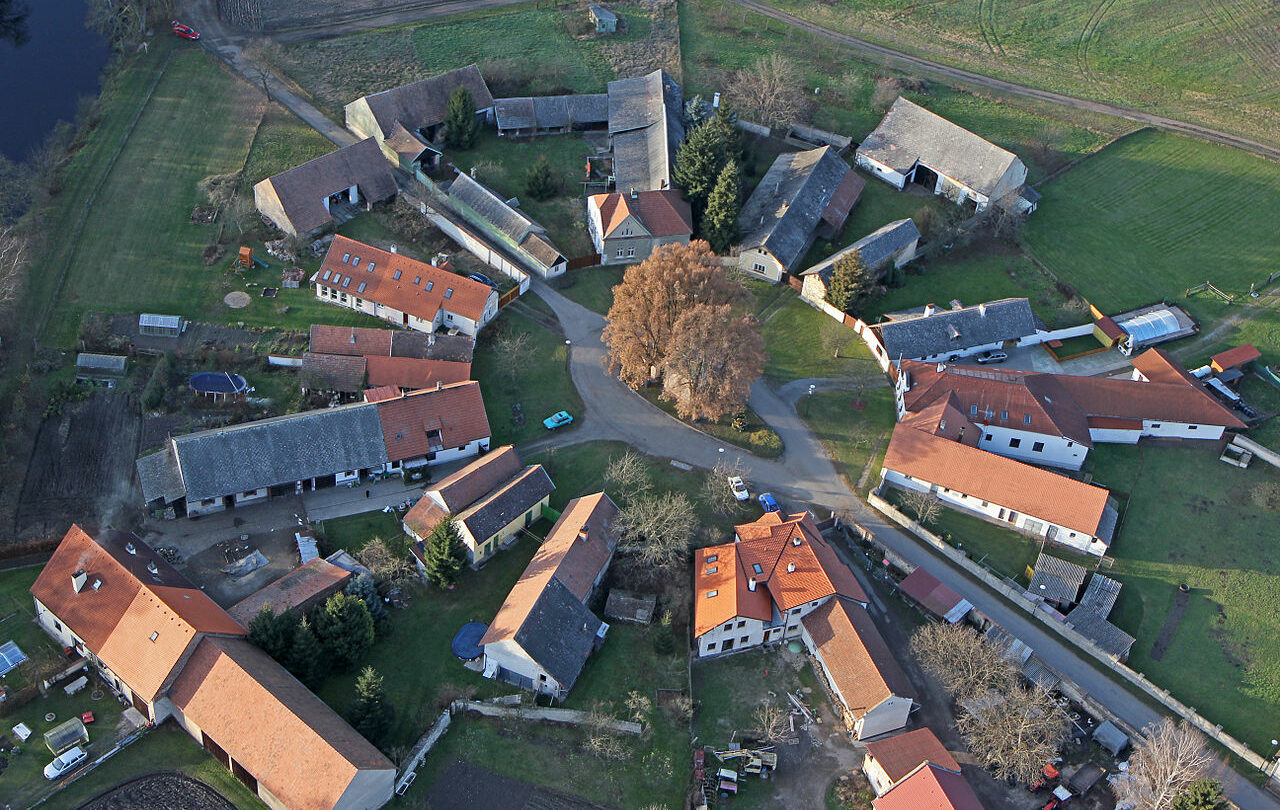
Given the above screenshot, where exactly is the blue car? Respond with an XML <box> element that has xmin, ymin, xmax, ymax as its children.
<box><xmin>758</xmin><ymin>492</ymin><xmax>780</xmax><ymax>513</ymax></box>
<box><xmin>543</xmin><ymin>411</ymin><xmax>574</xmax><ymax>430</ymax></box>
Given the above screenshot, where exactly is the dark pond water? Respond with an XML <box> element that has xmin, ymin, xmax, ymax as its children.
<box><xmin>0</xmin><ymin>0</ymin><xmax>111</xmax><ymax>162</ymax></box>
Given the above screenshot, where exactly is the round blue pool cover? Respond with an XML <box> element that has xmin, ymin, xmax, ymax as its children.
<box><xmin>452</xmin><ymin>621</ymin><xmax>488</xmax><ymax>660</ymax></box>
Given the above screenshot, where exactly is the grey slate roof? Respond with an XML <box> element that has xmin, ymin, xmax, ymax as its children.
<box><xmin>137</xmin><ymin>446</ymin><xmax>186</xmax><ymax>505</ymax></box>
<box><xmin>738</xmin><ymin>146</ymin><xmax>854</xmax><ymax>272</ymax></box>
<box><xmin>460</xmin><ymin>466</ymin><xmax>555</xmax><ymax>543</ymax></box>
<box><xmin>360</xmin><ymin>64</ymin><xmax>494</xmax><ymax>139</ymax></box>
<box><xmin>170</xmin><ymin>403</ymin><xmax>388</xmax><ymax>502</ymax></box>
<box><xmin>607</xmin><ymin>70</ymin><xmax>683</xmax><ymax>191</ymax></box>
<box><xmin>589</xmin><ymin>4</ymin><xmax>617</xmax><ymax>24</ymax></box>
<box><xmin>1092</xmin><ymin>721</ymin><xmax>1129</xmax><ymax>756</ymax></box>
<box><xmin>1076</xmin><ymin>573</ymin><xmax>1121</xmax><ymax>617</ymax></box>
<box><xmin>448</xmin><ymin>172</ymin><xmax>564</xmax><ymax>272</ymax></box>
<box><xmin>871</xmin><ymin>297</ymin><xmax>1037</xmax><ymax>360</ymax></box>
<box><xmin>513</xmin><ymin>576</ymin><xmax>603</xmax><ymax>691</ymax></box>
<box><xmin>1027</xmin><ymin>553</ymin><xmax>1087</xmax><ymax>605</ymax></box>
<box><xmin>802</xmin><ymin>218</ymin><xmax>920</xmax><ymax>283</ymax></box>
<box><xmin>494</xmin><ymin>94</ymin><xmax>609</xmax><ymax>132</ymax></box>
<box><xmin>857</xmin><ymin>97</ymin><xmax>1023</xmax><ymax>197</ymax></box>
<box><xmin>256</xmin><ymin>138</ymin><xmax>398</xmax><ymax>235</ymax></box>
<box><xmin>1066</xmin><ymin>609</ymin><xmax>1135</xmax><ymax>659</ymax></box>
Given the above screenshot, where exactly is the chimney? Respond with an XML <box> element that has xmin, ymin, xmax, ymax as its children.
<box><xmin>787</xmin><ymin>562</ymin><xmax>796</xmax><ymax>573</ymax></box>
<box><xmin>92</xmin><ymin>579</ymin><xmax>102</xmax><ymax>591</ymax></box>
<box><xmin>748</xmin><ymin>577</ymin><xmax>757</xmax><ymax>591</ymax></box>
<box><xmin>390</xmin><ymin>244</ymin><xmax>398</xmax><ymax>254</ymax></box>
<box><xmin>470</xmin><ymin>166</ymin><xmax>477</xmax><ymax>179</ymax></box>
<box><xmin>146</xmin><ymin>561</ymin><xmax>159</xmax><ymax>576</ymax></box>
<box><xmin>72</xmin><ymin>569</ymin><xmax>87</xmax><ymax>593</ymax></box>
<box><xmin>792</xmin><ymin>536</ymin><xmax>802</xmax><ymax>547</ymax></box>
<box><xmin>923</xmin><ymin>303</ymin><xmax>937</xmax><ymax>317</ymax></box>
<box><xmin>578</xmin><ymin>526</ymin><xmax>590</xmax><ymax>543</ymax></box>
<box><xmin>125</xmin><ymin>541</ymin><xmax>137</xmax><ymax>555</ymax></box>
<box><xmin>978</xmin><ymin>302</ymin><xmax>987</xmax><ymax>317</ymax></box>
<box><xmin>630</xmin><ymin>187</ymin><xmax>638</xmax><ymax>199</ymax></box>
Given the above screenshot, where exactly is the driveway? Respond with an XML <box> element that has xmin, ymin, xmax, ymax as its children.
<box><xmin>530</xmin><ymin>279</ymin><xmax>1280</xmax><ymax>810</ymax></box>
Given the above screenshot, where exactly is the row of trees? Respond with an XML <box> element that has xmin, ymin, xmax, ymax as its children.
<box><xmin>603</xmin><ymin>241</ymin><xmax>763</xmax><ymax>421</ymax></box>
<box><xmin>247</xmin><ymin>584</ymin><xmax>379</xmax><ymax>687</ymax></box>
<box><xmin>673</xmin><ymin>104</ymin><xmax>743</xmax><ymax>251</ymax></box>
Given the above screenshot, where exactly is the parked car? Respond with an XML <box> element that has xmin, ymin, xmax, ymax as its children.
<box><xmin>727</xmin><ymin>476</ymin><xmax>749</xmax><ymax>501</ymax></box>
<box><xmin>44</xmin><ymin>746</ymin><xmax>87</xmax><ymax>780</ymax></box>
<box><xmin>170</xmin><ymin>20</ymin><xmax>200</xmax><ymax>40</ymax></box>
<box><xmin>758</xmin><ymin>492</ymin><xmax>780</xmax><ymax>513</ymax></box>
<box><xmin>542</xmin><ymin>411</ymin><xmax>573</xmax><ymax>430</ymax></box>
<box><xmin>976</xmin><ymin>350</ymin><xmax>1009</xmax><ymax>364</ymax></box>
<box><xmin>468</xmin><ymin>272</ymin><xmax>498</xmax><ymax>289</ymax></box>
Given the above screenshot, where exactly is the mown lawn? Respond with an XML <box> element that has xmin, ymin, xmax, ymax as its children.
<box><xmin>755</xmin><ymin>0</ymin><xmax>1279</xmax><ymax>145</ymax></box>
<box><xmin>552</xmin><ymin>266</ymin><xmax>625</xmax><ymax>315</ymax></box>
<box><xmin>473</xmin><ymin>296</ymin><xmax>583</xmax><ymax>448</ymax></box>
<box><xmin>759</xmin><ymin>292</ymin><xmax>878</xmax><ymax>383</ymax></box>
<box><xmin>799</xmin><ymin>387</ymin><xmax>896</xmax><ymax>494</ymax></box>
<box><xmin>634</xmin><ymin>385</ymin><xmax>784</xmax><ymax>458</ymax></box>
<box><xmin>1086</xmin><ymin>443</ymin><xmax>1280</xmax><ymax>753</ymax></box>
<box><xmin>1024</xmin><ymin>129</ymin><xmax>1280</xmax><ymax>323</ymax></box>
<box><xmin>679</xmin><ymin>0</ymin><xmax>1119</xmax><ymax>180</ymax></box>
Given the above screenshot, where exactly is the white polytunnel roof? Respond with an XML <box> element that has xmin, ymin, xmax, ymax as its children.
<box><xmin>1119</xmin><ymin>309</ymin><xmax>1180</xmax><ymax>344</ymax></box>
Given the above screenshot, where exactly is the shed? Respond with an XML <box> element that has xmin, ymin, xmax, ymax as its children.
<box><xmin>44</xmin><ymin>717</ymin><xmax>88</xmax><ymax>754</ymax></box>
<box><xmin>282</xmin><ymin>268</ymin><xmax>307</xmax><ymax>289</ymax></box>
<box><xmin>1092</xmin><ymin>720</ymin><xmax>1129</xmax><ymax>756</ymax></box>
<box><xmin>603</xmin><ymin>589</ymin><xmax>657</xmax><ymax>624</ymax></box>
<box><xmin>588</xmin><ymin>4</ymin><xmax>618</xmax><ymax>33</ymax></box>
<box><xmin>75</xmin><ymin>353</ymin><xmax>127</xmax><ymax>385</ymax></box>
<box><xmin>1066</xmin><ymin>762</ymin><xmax>1106</xmax><ymax>795</ymax></box>
<box><xmin>1211</xmin><ymin>344</ymin><xmax>1261</xmax><ymax>373</ymax></box>
<box><xmin>138</xmin><ymin>313</ymin><xmax>184</xmax><ymax>337</ymax></box>
<box><xmin>1027</xmin><ymin>553</ymin><xmax>1087</xmax><ymax>606</ymax></box>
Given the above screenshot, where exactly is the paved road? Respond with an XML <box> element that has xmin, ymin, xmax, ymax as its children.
<box><xmin>731</xmin><ymin>0</ymin><xmax>1280</xmax><ymax>162</ymax></box>
<box><xmin>530</xmin><ymin>280</ymin><xmax>1280</xmax><ymax>810</ymax></box>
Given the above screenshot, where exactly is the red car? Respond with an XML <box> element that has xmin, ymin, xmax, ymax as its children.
<box><xmin>171</xmin><ymin>21</ymin><xmax>200</xmax><ymax>40</ymax></box>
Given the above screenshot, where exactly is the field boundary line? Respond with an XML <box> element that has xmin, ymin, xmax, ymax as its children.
<box><xmin>1033</xmin><ymin>125</ymin><xmax>1153</xmax><ymax>187</ymax></box>
<box><xmin>33</xmin><ymin>48</ymin><xmax>178</xmax><ymax>345</ymax></box>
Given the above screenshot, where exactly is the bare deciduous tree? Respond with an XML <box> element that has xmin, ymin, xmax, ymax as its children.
<box><xmin>752</xmin><ymin>701</ymin><xmax>791</xmax><ymax>744</ymax></box>
<box><xmin>911</xmin><ymin>623</ymin><xmax>1018</xmax><ymax>701</ymax></box>
<box><xmin>356</xmin><ymin>536</ymin><xmax>416</xmax><ymax>585</ymax></box>
<box><xmin>489</xmin><ymin>329</ymin><xmax>531</xmax><ymax>385</ymax></box>
<box><xmin>617</xmin><ymin>491</ymin><xmax>698</xmax><ymax>568</ymax></box>
<box><xmin>701</xmin><ymin>457</ymin><xmax>747</xmax><ymax>518</ymax></box>
<box><xmin>727</xmin><ymin>54</ymin><xmax>805</xmax><ymax>127</ymax></box>
<box><xmin>1113</xmin><ymin>719</ymin><xmax>1218</xmax><ymax>810</ymax></box>
<box><xmin>900</xmin><ymin>488</ymin><xmax>943</xmax><ymax>526</ymax></box>
<box><xmin>819</xmin><ymin>319</ymin><xmax>848</xmax><ymax>359</ymax></box>
<box><xmin>957</xmin><ymin>682</ymin><xmax>1069</xmax><ymax>783</ymax></box>
<box><xmin>604</xmin><ymin>449</ymin><xmax>653</xmax><ymax>503</ymax></box>
<box><xmin>0</xmin><ymin>224</ymin><xmax>29</xmax><ymax>314</ymax></box>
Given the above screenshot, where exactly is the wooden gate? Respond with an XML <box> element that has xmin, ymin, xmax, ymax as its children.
<box><xmin>565</xmin><ymin>254</ymin><xmax>602</xmax><ymax>271</ymax></box>
<box><xmin>497</xmin><ymin>286</ymin><xmax>522</xmax><ymax>309</ymax></box>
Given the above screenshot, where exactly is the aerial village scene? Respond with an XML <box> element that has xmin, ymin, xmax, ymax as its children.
<box><xmin>0</xmin><ymin>1</ymin><xmax>1278</xmax><ymax>809</ymax></box>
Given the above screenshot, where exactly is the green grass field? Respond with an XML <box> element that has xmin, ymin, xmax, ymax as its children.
<box><xmin>758</xmin><ymin>0</ymin><xmax>1280</xmax><ymax>145</ymax></box>
<box><xmin>799</xmin><ymin>387</ymin><xmax>897</xmax><ymax>494</ymax></box>
<box><xmin>552</xmin><ymin>266</ymin><xmax>626</xmax><ymax>315</ymax></box>
<box><xmin>1024</xmin><ymin>129</ymin><xmax>1280</xmax><ymax>322</ymax></box>
<box><xmin>680</xmin><ymin>0</ymin><xmax>1120</xmax><ymax>181</ymax></box>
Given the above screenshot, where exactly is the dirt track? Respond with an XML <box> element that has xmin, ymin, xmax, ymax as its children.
<box><xmin>76</xmin><ymin>773</ymin><xmax>238</xmax><ymax>810</ymax></box>
<box><xmin>730</xmin><ymin>0</ymin><xmax>1280</xmax><ymax>162</ymax></box>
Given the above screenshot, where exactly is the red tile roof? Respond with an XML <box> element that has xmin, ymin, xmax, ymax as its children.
<box><xmin>480</xmin><ymin>493</ymin><xmax>619</xmax><ymax>645</ymax></box>
<box><xmin>309</xmin><ymin>324</ymin><xmax>394</xmax><ymax>357</ymax></box>
<box><xmin>899</xmin><ymin>394</ymin><xmax>980</xmax><ymax>446</ymax></box>
<box><xmin>802</xmin><ymin>598</ymin><xmax>916</xmax><ymax>719</ymax></box>
<box><xmin>821</xmin><ymin>170</ymin><xmax>866</xmax><ymax>231</ymax></box>
<box><xmin>363</xmin><ymin>355</ymin><xmax>471</xmax><ymax>390</ymax></box>
<box><xmin>319</xmin><ymin>236</ymin><xmax>494</xmax><ymax>324</ymax></box>
<box><xmin>1095</xmin><ymin>314</ymin><xmax>1125</xmax><ymax>342</ymax></box>
<box><xmin>402</xmin><ymin>445</ymin><xmax>523</xmax><ymax>538</ymax></box>
<box><xmin>1054</xmin><ymin>373</ymin><xmax>1246</xmax><ymax>429</ymax></box>
<box><xmin>883</xmin><ymin>425</ymin><xmax>1111</xmax><ymax>536</ymax></box>
<box><xmin>897</xmin><ymin>568</ymin><xmax>967</xmax><ymax>620</ymax></box>
<box><xmin>1130</xmin><ymin>347</ymin><xmax>1200</xmax><ymax>385</ymax></box>
<box><xmin>589</xmin><ymin>190</ymin><xmax>693</xmax><ymax>238</ymax></box>
<box><xmin>363</xmin><ymin>385</ymin><xmax>401</xmax><ymax>403</ymax></box>
<box><xmin>374</xmin><ymin>381</ymin><xmax>490</xmax><ymax>462</ymax></box>
<box><xmin>694</xmin><ymin>512</ymin><xmax>866</xmax><ymax>637</ymax></box>
<box><xmin>170</xmin><ymin>636</ymin><xmax>394</xmax><ymax>810</ymax></box>
<box><xmin>30</xmin><ymin>527</ymin><xmax>246</xmax><ymax>703</ymax></box>
<box><xmin>228</xmin><ymin>559</ymin><xmax>353</xmax><ymax>626</ymax></box>
<box><xmin>873</xmin><ymin>763</ymin><xmax>985</xmax><ymax>810</ymax></box>
<box><xmin>864</xmin><ymin>728</ymin><xmax>960</xmax><ymax>784</ymax></box>
<box><xmin>1211</xmin><ymin>344</ymin><xmax>1261</xmax><ymax>373</ymax></box>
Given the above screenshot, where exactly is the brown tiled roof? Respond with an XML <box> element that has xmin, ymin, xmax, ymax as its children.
<box><xmin>803</xmin><ymin>598</ymin><xmax>916</xmax><ymax>719</ymax></box>
<box><xmin>1130</xmin><ymin>347</ymin><xmax>1200</xmax><ymax>385</ymax></box>
<box><xmin>301</xmin><ymin>352</ymin><xmax>367</xmax><ymax>393</ymax></box>
<box><xmin>227</xmin><ymin>559</ymin><xmax>353</xmax><ymax>626</ymax></box>
<box><xmin>1095</xmin><ymin>314</ymin><xmax>1125</xmax><ymax>341</ymax></box>
<box><xmin>359</xmin><ymin>64</ymin><xmax>494</xmax><ymax>139</ymax></box>
<box><xmin>1053</xmin><ymin>374</ymin><xmax>1246</xmax><ymax>429</ymax></box>
<box><xmin>170</xmin><ymin>636</ymin><xmax>394</xmax><ymax>810</ymax></box>
<box><xmin>1211</xmin><ymin>344</ymin><xmax>1261</xmax><ymax>372</ymax></box>
<box><xmin>364</xmin><ymin>355</ymin><xmax>471</xmax><ymax>390</ymax></box>
<box><xmin>883</xmin><ymin>425</ymin><xmax>1110</xmax><ymax>536</ymax></box>
<box><xmin>590</xmin><ymin>190</ymin><xmax>693</xmax><ymax>238</ymax></box>
<box><xmin>897</xmin><ymin>568</ymin><xmax>967</xmax><ymax>620</ymax></box>
<box><xmin>864</xmin><ymin>728</ymin><xmax>960</xmax><ymax>784</ymax></box>
<box><xmin>319</xmin><ymin>236</ymin><xmax>494</xmax><ymax>324</ymax></box>
<box><xmin>899</xmin><ymin>394</ymin><xmax>980</xmax><ymax>446</ymax></box>
<box><xmin>255</xmin><ymin>138</ymin><xmax>397</xmax><ymax>235</ymax></box>
<box><xmin>480</xmin><ymin>493</ymin><xmax>619</xmax><ymax>645</ymax></box>
<box><xmin>695</xmin><ymin>513</ymin><xmax>865</xmax><ymax>638</ymax></box>
<box><xmin>374</xmin><ymin>381</ymin><xmax>490</xmax><ymax>462</ymax></box>
<box><xmin>30</xmin><ymin>527</ymin><xmax>246</xmax><ymax>703</ymax></box>
<box><xmin>402</xmin><ymin>445</ymin><xmax>524</xmax><ymax>538</ymax></box>
<box><xmin>363</xmin><ymin>385</ymin><xmax>401</xmax><ymax>403</ymax></box>
<box><xmin>873</xmin><ymin>763</ymin><xmax>984</xmax><ymax>810</ymax></box>
<box><xmin>309</xmin><ymin>324</ymin><xmax>394</xmax><ymax>357</ymax></box>
<box><xmin>821</xmin><ymin>170</ymin><xmax>866</xmax><ymax>231</ymax></box>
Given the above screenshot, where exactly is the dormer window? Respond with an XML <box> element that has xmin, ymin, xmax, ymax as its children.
<box><xmin>342</xmin><ymin>253</ymin><xmax>350</xmax><ymax>263</ymax></box>
<box><xmin>393</xmin><ymin>270</ymin><xmax>402</xmax><ymax>280</ymax></box>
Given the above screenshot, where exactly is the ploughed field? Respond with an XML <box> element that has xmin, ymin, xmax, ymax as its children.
<box><xmin>77</xmin><ymin>774</ymin><xmax>238</xmax><ymax>810</ymax></box>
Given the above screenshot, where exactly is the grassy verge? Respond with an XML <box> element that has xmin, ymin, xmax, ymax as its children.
<box><xmin>550</xmin><ymin>266</ymin><xmax>625</xmax><ymax>315</ymax></box>
<box><xmin>473</xmin><ymin>296</ymin><xmax>583</xmax><ymax>448</ymax></box>
<box><xmin>759</xmin><ymin>292</ymin><xmax>878</xmax><ymax>383</ymax></box>
<box><xmin>634</xmin><ymin>385</ymin><xmax>784</xmax><ymax>458</ymax></box>
<box><xmin>797</xmin><ymin>387</ymin><xmax>896</xmax><ymax>494</ymax></box>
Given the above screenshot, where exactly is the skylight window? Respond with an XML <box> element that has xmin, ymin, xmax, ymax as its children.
<box><xmin>706</xmin><ymin>590</ymin><xmax>718</xmax><ymax>598</ymax></box>
<box><xmin>321</xmin><ymin>269</ymin><xmax>332</xmax><ymax>281</ymax></box>
<box><xmin>149</xmin><ymin>631</ymin><xmax>158</xmax><ymax>642</ymax></box>
<box><xmin>393</xmin><ymin>270</ymin><xmax>402</xmax><ymax>280</ymax></box>
<box><xmin>352</xmin><ymin>256</ymin><xmax>360</xmax><ymax>267</ymax></box>
<box><xmin>342</xmin><ymin>277</ymin><xmax>351</xmax><ymax>288</ymax></box>
<box><xmin>342</xmin><ymin>253</ymin><xmax>350</xmax><ymax>263</ymax></box>
<box><xmin>752</xmin><ymin>563</ymin><xmax>763</xmax><ymax>575</ymax></box>
<box><xmin>357</xmin><ymin>281</ymin><xmax>367</xmax><ymax>293</ymax></box>
<box><xmin>444</xmin><ymin>288</ymin><xmax>454</xmax><ymax>299</ymax></box>
<box><xmin>706</xmin><ymin>554</ymin><xmax>718</xmax><ymax>563</ymax></box>
<box><xmin>367</xmin><ymin>261</ymin><xmax>376</xmax><ymax>272</ymax></box>
<box><xmin>426</xmin><ymin>281</ymin><xmax>434</xmax><ymax>291</ymax></box>
<box><xmin>705</xmin><ymin>566</ymin><xmax>718</xmax><ymax>575</ymax></box>
<box><xmin>413</xmin><ymin>276</ymin><xmax>421</xmax><ymax>285</ymax></box>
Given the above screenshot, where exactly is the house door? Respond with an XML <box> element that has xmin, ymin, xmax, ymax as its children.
<box><xmin>1046</xmin><ymin>525</ymin><xmax>1058</xmax><ymax>541</ymax></box>
<box><xmin>402</xmin><ymin>313</ymin><xmax>410</xmax><ymax>326</ymax></box>
<box><xmin>1006</xmin><ymin>510</ymin><xmax>1019</xmax><ymax>524</ymax></box>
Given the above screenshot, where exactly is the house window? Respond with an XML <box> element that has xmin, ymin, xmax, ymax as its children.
<box><xmin>617</xmin><ymin>248</ymin><xmax>625</xmax><ymax>258</ymax></box>
<box><xmin>724</xmin><ymin>623</ymin><xmax>733</xmax><ymax>631</ymax></box>
<box><xmin>706</xmin><ymin>554</ymin><xmax>719</xmax><ymax>563</ymax></box>
<box><xmin>1151</xmin><ymin>423</ymin><xmax>1161</xmax><ymax>428</ymax></box>
<box><xmin>984</xmin><ymin>409</ymin><xmax>994</xmax><ymax>419</ymax></box>
<box><xmin>707</xmin><ymin>642</ymin><xmax>717</xmax><ymax>651</ymax></box>
<box><xmin>737</xmin><ymin>621</ymin><xmax>746</xmax><ymax>628</ymax></box>
<box><xmin>1032</xmin><ymin>441</ymin><xmax>1045</xmax><ymax>452</ymax></box>
<box><xmin>754</xmin><ymin>263</ymin><xmax>766</xmax><ymax>272</ymax></box>
<box><xmin>1001</xmin><ymin>410</ymin><xmax>1009</xmax><ymax>421</ymax></box>
<box><xmin>705</xmin><ymin>566</ymin><xmax>718</xmax><ymax>575</ymax></box>
<box><xmin>356</xmin><ymin>298</ymin><xmax>363</xmax><ymax>306</ymax></box>
<box><xmin>981</xmin><ymin>501</ymin><xmax>989</xmax><ymax>507</ymax></box>
<box><xmin>1009</xmin><ymin>438</ymin><xmax>1021</xmax><ymax>449</ymax></box>
<box><xmin>740</xmin><ymin>636</ymin><xmax>750</xmax><ymax>644</ymax></box>
<box><xmin>539</xmin><ymin>673</ymin><xmax>547</xmax><ymax>682</ymax></box>
<box><xmin>984</xmin><ymin>434</ymin><xmax>992</xmax><ymax>441</ymax></box>
<box><xmin>54</xmin><ymin>620</ymin><xmax>62</xmax><ymax>631</ymax></box>
<box><xmin>1188</xmin><ymin>425</ymin><xmax>1197</xmax><ymax>430</ymax></box>
<box><xmin>1067</xmin><ymin>441</ymin><xmax>1074</xmax><ymax>447</ymax></box>
<box><xmin>706</xmin><ymin>590</ymin><xmax>718</xmax><ymax>598</ymax></box>
<box><xmin>1024</xmin><ymin>414</ymin><xmax>1033</xmax><ymax>425</ymax></box>
<box><xmin>970</xmin><ymin>405</ymin><xmax>978</xmax><ymax>416</ymax></box>
<box><xmin>627</xmin><ymin>248</ymin><xmax>636</xmax><ymax>257</ymax></box>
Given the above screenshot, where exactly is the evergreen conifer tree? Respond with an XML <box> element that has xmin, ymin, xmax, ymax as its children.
<box><xmin>824</xmin><ymin>249</ymin><xmax>876</xmax><ymax>313</ymax></box>
<box><xmin>312</xmin><ymin>592</ymin><xmax>375</xmax><ymax>670</ymax></box>
<box><xmin>524</xmin><ymin>156</ymin><xmax>557</xmax><ymax>201</ymax></box>
<box><xmin>701</xmin><ymin>160</ymin><xmax>742</xmax><ymax>253</ymax></box>
<box><xmin>443</xmin><ymin>87</ymin><xmax>479</xmax><ymax>149</ymax></box>
<box><xmin>422</xmin><ymin>516</ymin><xmax>466</xmax><ymax>588</ymax></box>
<box><xmin>347</xmin><ymin>666</ymin><xmax>394</xmax><ymax>745</ymax></box>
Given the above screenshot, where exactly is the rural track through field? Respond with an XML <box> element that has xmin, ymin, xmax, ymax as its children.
<box><xmin>730</xmin><ymin>0</ymin><xmax>1280</xmax><ymax>161</ymax></box>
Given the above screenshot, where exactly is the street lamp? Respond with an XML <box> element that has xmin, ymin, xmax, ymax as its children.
<box><xmin>805</xmin><ymin>383</ymin><xmax>816</xmax><ymax>416</ymax></box>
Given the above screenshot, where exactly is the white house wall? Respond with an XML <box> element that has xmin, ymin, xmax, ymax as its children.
<box><xmin>1089</xmin><ymin>427</ymin><xmax>1142</xmax><ymax>444</ymax></box>
<box><xmin>425</xmin><ymin>207</ymin><xmax>540</xmax><ymax>284</ymax></box>
<box><xmin>854</xmin><ymin>154</ymin><xmax>907</xmax><ymax>189</ymax></box>
<box><xmin>484</xmin><ymin>639</ymin><xmax>563</xmax><ymax>696</ymax></box>
<box><xmin>862</xmin><ymin>755</ymin><xmax>897</xmax><ymax>796</ymax></box>
<box><xmin>1142</xmin><ymin>421</ymin><xmax>1224</xmax><ymax>440</ymax></box>
<box><xmin>696</xmin><ymin>616</ymin><xmax>770</xmax><ymax>657</ymax></box>
<box><xmin>975</xmin><ymin>423</ymin><xmax>1086</xmax><ymax>470</ymax></box>
<box><xmin>854</xmin><ymin>696</ymin><xmax>913</xmax><ymax>740</ymax></box>
<box><xmin>882</xmin><ymin>469</ymin><xmax>1103</xmax><ymax>555</ymax></box>
<box><xmin>737</xmin><ymin>249</ymin><xmax>786</xmax><ymax>283</ymax></box>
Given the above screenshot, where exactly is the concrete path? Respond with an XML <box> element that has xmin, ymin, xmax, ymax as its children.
<box><xmin>530</xmin><ymin>279</ymin><xmax>1280</xmax><ymax>810</ymax></box>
